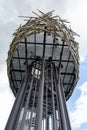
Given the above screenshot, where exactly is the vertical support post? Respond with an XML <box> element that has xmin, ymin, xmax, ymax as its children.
<box><xmin>47</xmin><ymin>117</ymin><xmax>49</xmax><ymax>130</ymax></box>
<box><xmin>19</xmin><ymin>63</ymin><xmax>36</xmax><ymax>130</ymax></box>
<box><xmin>46</xmin><ymin>87</ymin><xmax>48</xmax><ymax>129</ymax></box>
<box><xmin>53</xmin><ymin>68</ymin><xmax>62</xmax><ymax>130</ymax></box>
<box><xmin>54</xmin><ymin>64</ymin><xmax>71</xmax><ymax>130</ymax></box>
<box><xmin>51</xmin><ymin>63</ymin><xmax>57</xmax><ymax>130</ymax></box>
<box><xmin>60</xmin><ymin>78</ymin><xmax>71</xmax><ymax>130</ymax></box>
<box><xmin>28</xmin><ymin>62</ymin><xmax>40</xmax><ymax>130</ymax></box>
<box><xmin>5</xmin><ymin>66</ymin><xmax>30</xmax><ymax>130</ymax></box>
<box><xmin>34</xmin><ymin>24</ymin><xmax>36</xmax><ymax>57</ymax></box>
<box><xmin>5</xmin><ymin>38</ymin><xmax>30</xmax><ymax>130</ymax></box>
<box><xmin>34</xmin><ymin>28</ymin><xmax>46</xmax><ymax>130</ymax></box>
<box><xmin>45</xmin><ymin>67</ymin><xmax>50</xmax><ymax>130</ymax></box>
<box><xmin>25</xmin><ymin>38</ymin><xmax>28</xmax><ymax>71</ymax></box>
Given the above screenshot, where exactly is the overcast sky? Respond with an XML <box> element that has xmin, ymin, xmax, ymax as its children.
<box><xmin>0</xmin><ymin>0</ymin><xmax>87</xmax><ymax>130</ymax></box>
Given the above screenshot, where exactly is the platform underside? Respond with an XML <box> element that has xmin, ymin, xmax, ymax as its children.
<box><xmin>10</xmin><ymin>32</ymin><xmax>75</xmax><ymax>100</ymax></box>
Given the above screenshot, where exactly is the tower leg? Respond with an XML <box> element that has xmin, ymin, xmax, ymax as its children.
<box><xmin>34</xmin><ymin>28</ymin><xmax>46</xmax><ymax>130</ymax></box>
<box><xmin>5</xmin><ymin>66</ymin><xmax>31</xmax><ymax>130</ymax></box>
<box><xmin>51</xmin><ymin>63</ymin><xmax>57</xmax><ymax>130</ymax></box>
<box><xmin>19</xmin><ymin>63</ymin><xmax>37</xmax><ymax>130</ymax></box>
<box><xmin>54</xmin><ymin>64</ymin><xmax>71</xmax><ymax>130</ymax></box>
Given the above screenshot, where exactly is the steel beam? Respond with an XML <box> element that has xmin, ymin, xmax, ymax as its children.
<box><xmin>19</xmin><ymin>63</ymin><xmax>36</xmax><ymax>130</ymax></box>
<box><xmin>5</xmin><ymin>66</ymin><xmax>31</xmax><ymax>130</ymax></box>
<box><xmin>50</xmin><ymin>63</ymin><xmax>57</xmax><ymax>130</ymax></box>
<box><xmin>12</xmin><ymin>56</ymin><xmax>74</xmax><ymax>63</ymax></box>
<box><xmin>20</xmin><ymin>41</ymin><xmax>68</xmax><ymax>47</ymax></box>
<box><xmin>34</xmin><ymin>29</ymin><xmax>46</xmax><ymax>130</ymax></box>
<box><xmin>60</xmin><ymin>78</ymin><xmax>71</xmax><ymax>130</ymax></box>
<box><xmin>28</xmin><ymin>63</ymin><xmax>40</xmax><ymax>130</ymax></box>
<box><xmin>16</xmin><ymin>49</ymin><xmax>22</xmax><ymax>80</ymax></box>
<box><xmin>54</xmin><ymin>64</ymin><xmax>71</xmax><ymax>130</ymax></box>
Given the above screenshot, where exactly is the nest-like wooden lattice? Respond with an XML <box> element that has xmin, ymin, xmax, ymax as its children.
<box><xmin>7</xmin><ymin>10</ymin><xmax>79</xmax><ymax>99</ymax></box>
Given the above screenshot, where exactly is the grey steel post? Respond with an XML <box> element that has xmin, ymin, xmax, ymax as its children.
<box><xmin>60</xmin><ymin>78</ymin><xmax>71</xmax><ymax>130</ymax></box>
<box><xmin>50</xmin><ymin>63</ymin><xmax>57</xmax><ymax>130</ymax></box>
<box><xmin>47</xmin><ymin>117</ymin><xmax>49</xmax><ymax>130</ymax></box>
<box><xmin>34</xmin><ymin>29</ymin><xmax>46</xmax><ymax>130</ymax></box>
<box><xmin>5</xmin><ymin>66</ymin><xmax>30</xmax><ymax>130</ymax></box>
<box><xmin>54</xmin><ymin>65</ymin><xmax>68</xmax><ymax>130</ymax></box>
<box><xmin>45</xmin><ymin>69</ymin><xmax>48</xmax><ymax>130</ymax></box>
<box><xmin>53</xmin><ymin>64</ymin><xmax>62</xmax><ymax>130</ymax></box>
<box><xmin>19</xmin><ymin>63</ymin><xmax>36</xmax><ymax>130</ymax></box>
<box><xmin>28</xmin><ymin>63</ymin><xmax>40</xmax><ymax>130</ymax></box>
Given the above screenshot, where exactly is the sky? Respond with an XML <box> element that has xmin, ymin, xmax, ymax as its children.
<box><xmin>0</xmin><ymin>0</ymin><xmax>87</xmax><ymax>130</ymax></box>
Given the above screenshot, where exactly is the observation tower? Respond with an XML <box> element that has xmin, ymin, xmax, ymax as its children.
<box><xmin>5</xmin><ymin>10</ymin><xmax>79</xmax><ymax>130</ymax></box>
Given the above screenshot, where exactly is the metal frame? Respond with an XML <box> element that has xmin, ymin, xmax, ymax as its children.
<box><xmin>5</xmin><ymin>61</ymin><xmax>72</xmax><ymax>130</ymax></box>
<box><xmin>11</xmin><ymin>36</ymin><xmax>74</xmax><ymax>96</ymax></box>
<box><xmin>6</xmin><ymin>10</ymin><xmax>79</xmax><ymax>130</ymax></box>
<box><xmin>5</xmin><ymin>31</ymin><xmax>75</xmax><ymax>130</ymax></box>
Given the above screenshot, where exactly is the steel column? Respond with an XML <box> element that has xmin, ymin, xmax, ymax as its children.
<box><xmin>19</xmin><ymin>63</ymin><xmax>36</xmax><ymax>130</ymax></box>
<box><xmin>50</xmin><ymin>63</ymin><xmax>57</xmax><ymax>130</ymax></box>
<box><xmin>34</xmin><ymin>29</ymin><xmax>46</xmax><ymax>130</ymax></box>
<box><xmin>47</xmin><ymin>117</ymin><xmax>49</xmax><ymax>130</ymax></box>
<box><xmin>45</xmin><ymin>68</ymin><xmax>49</xmax><ymax>130</ymax></box>
<box><xmin>54</xmin><ymin>65</ymin><xmax>71</xmax><ymax>130</ymax></box>
<box><xmin>5</xmin><ymin>66</ymin><xmax>31</xmax><ymax>130</ymax></box>
<box><xmin>60</xmin><ymin>78</ymin><xmax>71</xmax><ymax>130</ymax></box>
<box><xmin>53</xmin><ymin>65</ymin><xmax>62</xmax><ymax>130</ymax></box>
<box><xmin>28</xmin><ymin>63</ymin><xmax>40</xmax><ymax>130</ymax></box>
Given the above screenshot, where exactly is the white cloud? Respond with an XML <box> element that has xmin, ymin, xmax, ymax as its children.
<box><xmin>69</xmin><ymin>82</ymin><xmax>87</xmax><ymax>128</ymax></box>
<box><xmin>80</xmin><ymin>57</ymin><xmax>86</xmax><ymax>63</ymax></box>
<box><xmin>65</xmin><ymin>0</ymin><xmax>87</xmax><ymax>62</ymax></box>
<box><xmin>0</xmin><ymin>64</ymin><xmax>15</xmax><ymax>130</ymax></box>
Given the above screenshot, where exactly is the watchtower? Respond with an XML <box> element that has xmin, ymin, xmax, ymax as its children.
<box><xmin>5</xmin><ymin>10</ymin><xmax>79</xmax><ymax>130</ymax></box>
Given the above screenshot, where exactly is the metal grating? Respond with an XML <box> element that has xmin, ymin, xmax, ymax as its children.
<box><xmin>10</xmin><ymin>33</ymin><xmax>75</xmax><ymax>100</ymax></box>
